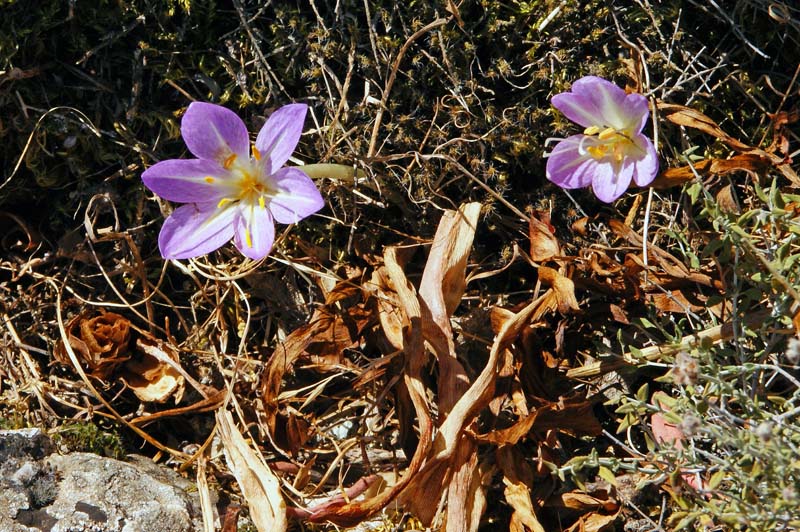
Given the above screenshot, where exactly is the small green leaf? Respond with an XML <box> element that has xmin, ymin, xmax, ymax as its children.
<box><xmin>709</xmin><ymin>470</ymin><xmax>726</xmax><ymax>489</ymax></box>
<box><xmin>597</xmin><ymin>465</ymin><xmax>617</xmax><ymax>486</ymax></box>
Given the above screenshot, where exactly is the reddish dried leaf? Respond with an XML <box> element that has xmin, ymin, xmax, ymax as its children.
<box><xmin>652</xmin><ymin>153</ymin><xmax>774</xmax><ymax>188</ymax></box>
<box><xmin>651</xmin><ymin>393</ymin><xmax>706</xmax><ymax>492</ymax></box>
<box><xmin>538</xmin><ymin>266</ymin><xmax>580</xmax><ymax>314</ymax></box>
<box><xmin>529</xmin><ymin>210</ymin><xmax>561</xmax><ymax>262</ymax></box>
<box><xmin>651</xmin><ymin>411</ymin><xmax>684</xmax><ymax>449</ymax></box>
<box><xmin>609</xmin><ymin>304</ymin><xmax>629</xmax><ymax>324</ymax></box>
<box><xmin>766</xmin><ymin>109</ymin><xmax>799</xmax><ymax>156</ymax></box>
<box><xmin>571</xmin><ymin>216</ymin><xmax>589</xmax><ymax>237</ymax></box>
<box><xmin>660</xmin><ymin>103</ymin><xmax>752</xmax><ymax>152</ymax></box>
<box><xmin>478</xmin><ymin>398</ymin><xmax>601</xmax><ymax>445</ymax></box>
<box><xmin>282</xmin><ymin>413</ymin><xmax>311</xmax><ymax>457</ymax></box>
<box><xmin>54</xmin><ymin>311</ymin><xmax>131</xmax><ymax>379</ymax></box>
<box><xmin>290</xmin><ymin>475</ymin><xmax>381</xmax><ymax>520</ymax></box>
<box><xmin>651</xmin><ymin>159</ymin><xmax>713</xmax><ymax>188</ymax></box>
<box><xmin>220</xmin><ymin>504</ymin><xmax>241</xmax><ymax>532</ymax></box>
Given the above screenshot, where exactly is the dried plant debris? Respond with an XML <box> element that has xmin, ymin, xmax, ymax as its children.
<box><xmin>54</xmin><ymin>312</ymin><xmax>131</xmax><ymax>379</ymax></box>
<box><xmin>1</xmin><ymin>1</ymin><xmax>800</xmax><ymax>531</ymax></box>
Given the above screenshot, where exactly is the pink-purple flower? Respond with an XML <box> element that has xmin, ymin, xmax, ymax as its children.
<box><xmin>545</xmin><ymin>76</ymin><xmax>659</xmax><ymax>203</ymax></box>
<box><xmin>142</xmin><ymin>102</ymin><xmax>324</xmax><ymax>260</ymax></box>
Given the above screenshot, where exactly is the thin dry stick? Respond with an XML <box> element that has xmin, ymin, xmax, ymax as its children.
<box><xmin>2</xmin><ymin>313</ymin><xmax>58</xmax><ymax>417</ymax></box>
<box><xmin>420</xmin><ymin>153</ymin><xmax>531</xmax><ymax>223</ymax></box>
<box><xmin>366</xmin><ymin>17</ymin><xmax>450</xmax><ymax>159</ymax></box>
<box><xmin>566</xmin><ymin>308</ymin><xmax>774</xmax><ymax>379</ymax></box>
<box><xmin>231</xmin><ymin>0</ymin><xmax>286</xmax><ymax>98</ymax></box>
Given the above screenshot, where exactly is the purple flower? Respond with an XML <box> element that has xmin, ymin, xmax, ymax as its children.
<box><xmin>545</xmin><ymin>76</ymin><xmax>659</xmax><ymax>203</ymax></box>
<box><xmin>142</xmin><ymin>102</ymin><xmax>324</xmax><ymax>260</ymax></box>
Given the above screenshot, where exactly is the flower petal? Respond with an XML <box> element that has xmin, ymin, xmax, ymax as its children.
<box><xmin>545</xmin><ymin>135</ymin><xmax>598</xmax><ymax>189</ymax></box>
<box><xmin>268</xmin><ymin>167</ymin><xmax>325</xmax><ymax>224</ymax></box>
<box><xmin>142</xmin><ymin>159</ymin><xmax>234</xmax><ymax>203</ymax></box>
<box><xmin>552</xmin><ymin>76</ymin><xmax>648</xmax><ymax>132</ymax></box>
<box><xmin>255</xmin><ymin>104</ymin><xmax>307</xmax><ymax>174</ymax></box>
<box><xmin>624</xmin><ymin>92</ymin><xmax>651</xmax><ymax>132</ymax></box>
<box><xmin>158</xmin><ymin>202</ymin><xmax>236</xmax><ymax>259</ymax></box>
<box><xmin>181</xmin><ymin>102</ymin><xmax>250</xmax><ymax>164</ymax></box>
<box><xmin>593</xmin><ymin>160</ymin><xmax>634</xmax><ymax>203</ymax></box>
<box><xmin>631</xmin><ymin>133</ymin><xmax>659</xmax><ymax>187</ymax></box>
<box><xmin>233</xmin><ymin>202</ymin><xmax>275</xmax><ymax>260</ymax></box>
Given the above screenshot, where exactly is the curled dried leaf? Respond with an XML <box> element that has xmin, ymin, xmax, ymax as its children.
<box><xmin>217</xmin><ymin>410</ymin><xmax>287</xmax><ymax>532</ymax></box>
<box><xmin>538</xmin><ymin>267</ymin><xmax>580</xmax><ymax>314</ymax></box>
<box><xmin>529</xmin><ymin>210</ymin><xmax>560</xmax><ymax>262</ymax></box>
<box><xmin>54</xmin><ymin>311</ymin><xmax>131</xmax><ymax>379</ymax></box>
<box><xmin>122</xmin><ymin>337</ymin><xmax>185</xmax><ymax>403</ymax></box>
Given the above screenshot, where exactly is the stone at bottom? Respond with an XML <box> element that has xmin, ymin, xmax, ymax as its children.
<box><xmin>0</xmin><ymin>429</ymin><xmax>206</xmax><ymax>532</ymax></box>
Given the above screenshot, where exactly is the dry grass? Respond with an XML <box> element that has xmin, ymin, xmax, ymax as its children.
<box><xmin>1</xmin><ymin>1</ymin><xmax>799</xmax><ymax>530</ymax></box>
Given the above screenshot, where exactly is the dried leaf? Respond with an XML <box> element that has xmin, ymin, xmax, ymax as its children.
<box><xmin>419</xmin><ymin>202</ymin><xmax>481</xmax><ymax>415</ymax></box>
<box><xmin>123</xmin><ymin>338</ymin><xmax>185</xmax><ymax>403</ymax></box>
<box><xmin>716</xmin><ymin>184</ymin><xmax>740</xmax><ymax>214</ymax></box>
<box><xmin>196</xmin><ymin>458</ymin><xmax>217</xmax><ymax>532</ymax></box>
<box><xmin>445</xmin><ymin>440</ymin><xmax>486</xmax><ymax>532</ymax></box>
<box><xmin>260</xmin><ymin>277</ymin><xmax>375</xmax><ymax>434</ymax></box>
<box><xmin>498</xmin><ymin>447</ymin><xmax>546</xmax><ymax>532</ymax></box>
<box><xmin>766</xmin><ymin>109</ymin><xmax>799</xmax><ymax>156</ymax></box>
<box><xmin>291</xmin><ymin>475</ymin><xmax>381</xmax><ymax>520</ymax></box>
<box><xmin>538</xmin><ymin>266</ymin><xmax>580</xmax><ymax>314</ymax></box>
<box><xmin>571</xmin><ymin>216</ymin><xmax>589</xmax><ymax>237</ymax></box>
<box><xmin>660</xmin><ymin>103</ymin><xmax>752</xmax><ymax>152</ymax></box>
<box><xmin>652</xmin><ymin>153</ymin><xmax>774</xmax><ymax>188</ymax></box>
<box><xmin>299</xmin><ymin>245</ymin><xmax>434</xmax><ymax>527</ymax></box>
<box><xmin>278</xmin><ymin>412</ymin><xmax>311</xmax><ymax>457</ymax></box>
<box><xmin>528</xmin><ymin>210</ymin><xmax>560</xmax><ymax>262</ymax></box>
<box><xmin>54</xmin><ymin>311</ymin><xmax>131</xmax><ymax>379</ymax></box>
<box><xmin>647</xmin><ymin>290</ymin><xmax>708</xmax><ymax>314</ymax></box>
<box><xmin>651</xmin><ymin>393</ymin><xmax>706</xmax><ymax>491</ymax></box>
<box><xmin>556</xmin><ymin>492</ymin><xmax>618</xmax><ymax>513</ymax></box>
<box><xmin>565</xmin><ymin>509</ymin><xmax>620</xmax><ymax>532</ymax></box>
<box><xmin>609</xmin><ymin>304</ymin><xmax>629</xmax><ymax>324</ymax></box>
<box><xmin>217</xmin><ymin>410</ymin><xmax>287</xmax><ymax>532</ymax></box>
<box><xmin>478</xmin><ymin>398</ymin><xmax>601</xmax><ymax>445</ymax></box>
<box><xmin>416</xmin><ymin>203</ymin><xmax>487</xmax><ymax>532</ymax></box>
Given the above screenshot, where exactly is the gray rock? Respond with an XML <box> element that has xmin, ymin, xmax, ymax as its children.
<box><xmin>0</xmin><ymin>429</ymin><xmax>207</xmax><ymax>532</ymax></box>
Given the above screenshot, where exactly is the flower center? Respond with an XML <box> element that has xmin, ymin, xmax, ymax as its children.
<box><xmin>215</xmin><ymin>151</ymin><xmax>276</xmax><ymax>212</ymax></box>
<box><xmin>237</xmin><ymin>171</ymin><xmax>269</xmax><ymax>207</ymax></box>
<box><xmin>583</xmin><ymin>126</ymin><xmax>635</xmax><ymax>163</ymax></box>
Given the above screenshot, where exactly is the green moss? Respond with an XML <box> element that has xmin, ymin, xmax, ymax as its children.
<box><xmin>53</xmin><ymin>421</ymin><xmax>126</xmax><ymax>460</ymax></box>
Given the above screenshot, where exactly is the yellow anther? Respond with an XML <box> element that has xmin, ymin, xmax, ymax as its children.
<box><xmin>258</xmin><ymin>196</ymin><xmax>266</xmax><ymax>210</ymax></box>
<box><xmin>583</xmin><ymin>125</ymin><xmax>601</xmax><ymax>136</ymax></box>
<box><xmin>204</xmin><ymin>176</ymin><xmax>215</xmax><ymax>183</ymax></box>
<box><xmin>252</xmin><ymin>145</ymin><xmax>262</xmax><ymax>161</ymax></box>
<box><xmin>245</xmin><ymin>228</ymin><xmax>253</xmax><ymax>248</ymax></box>
<box><xmin>586</xmin><ymin>145</ymin><xmax>607</xmax><ymax>159</ymax></box>
<box><xmin>597</xmin><ymin>127</ymin><xmax>618</xmax><ymax>141</ymax></box>
<box><xmin>223</xmin><ymin>153</ymin><xmax>237</xmax><ymax>170</ymax></box>
<box><xmin>217</xmin><ymin>198</ymin><xmax>232</xmax><ymax>209</ymax></box>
